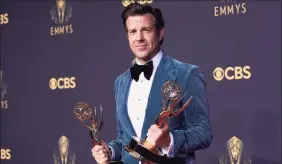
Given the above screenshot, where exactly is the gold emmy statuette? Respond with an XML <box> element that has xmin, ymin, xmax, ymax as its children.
<box><xmin>53</xmin><ymin>136</ymin><xmax>76</xmax><ymax>164</ymax></box>
<box><xmin>227</xmin><ymin>136</ymin><xmax>243</xmax><ymax>164</ymax></box>
<box><xmin>124</xmin><ymin>80</ymin><xmax>192</xmax><ymax>164</ymax></box>
<box><xmin>73</xmin><ymin>102</ymin><xmax>123</xmax><ymax>164</ymax></box>
<box><xmin>74</xmin><ymin>102</ymin><xmax>103</xmax><ymax>146</ymax></box>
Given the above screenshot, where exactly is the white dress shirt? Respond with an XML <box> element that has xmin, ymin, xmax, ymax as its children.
<box><xmin>127</xmin><ymin>51</ymin><xmax>163</xmax><ymax>138</ymax></box>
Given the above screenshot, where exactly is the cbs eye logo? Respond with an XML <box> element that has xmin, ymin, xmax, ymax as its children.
<box><xmin>1</xmin><ymin>149</ymin><xmax>11</xmax><ymax>160</ymax></box>
<box><xmin>49</xmin><ymin>77</ymin><xmax>76</xmax><ymax>90</ymax></box>
<box><xmin>122</xmin><ymin>0</ymin><xmax>153</xmax><ymax>7</ymax></box>
<box><xmin>213</xmin><ymin>66</ymin><xmax>251</xmax><ymax>81</ymax></box>
<box><xmin>0</xmin><ymin>13</ymin><xmax>9</xmax><ymax>25</ymax></box>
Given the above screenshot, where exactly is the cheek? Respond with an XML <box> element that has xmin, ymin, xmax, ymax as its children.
<box><xmin>128</xmin><ymin>37</ymin><xmax>134</xmax><ymax>46</ymax></box>
<box><xmin>128</xmin><ymin>36</ymin><xmax>132</xmax><ymax>43</ymax></box>
<box><xmin>129</xmin><ymin>43</ymin><xmax>135</xmax><ymax>51</ymax></box>
<box><xmin>147</xmin><ymin>34</ymin><xmax>158</xmax><ymax>45</ymax></box>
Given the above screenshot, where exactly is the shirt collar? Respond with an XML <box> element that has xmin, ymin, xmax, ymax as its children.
<box><xmin>135</xmin><ymin>50</ymin><xmax>163</xmax><ymax>70</ymax></box>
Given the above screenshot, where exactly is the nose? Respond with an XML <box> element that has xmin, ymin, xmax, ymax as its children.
<box><xmin>135</xmin><ymin>31</ymin><xmax>144</xmax><ymax>41</ymax></box>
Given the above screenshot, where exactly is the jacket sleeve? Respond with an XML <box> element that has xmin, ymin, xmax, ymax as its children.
<box><xmin>170</xmin><ymin>66</ymin><xmax>212</xmax><ymax>157</ymax></box>
<box><xmin>108</xmin><ymin>78</ymin><xmax>124</xmax><ymax>161</ymax></box>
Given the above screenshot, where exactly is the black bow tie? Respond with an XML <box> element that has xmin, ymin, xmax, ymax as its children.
<box><xmin>130</xmin><ymin>61</ymin><xmax>153</xmax><ymax>82</ymax></box>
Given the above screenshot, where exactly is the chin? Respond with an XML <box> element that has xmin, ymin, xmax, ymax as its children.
<box><xmin>135</xmin><ymin>51</ymin><xmax>150</xmax><ymax>59</ymax></box>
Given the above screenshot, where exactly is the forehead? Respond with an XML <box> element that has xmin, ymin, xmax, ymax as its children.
<box><xmin>126</xmin><ymin>13</ymin><xmax>155</xmax><ymax>29</ymax></box>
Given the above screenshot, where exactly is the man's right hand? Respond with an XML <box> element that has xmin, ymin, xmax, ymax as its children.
<box><xmin>91</xmin><ymin>140</ymin><xmax>112</xmax><ymax>164</ymax></box>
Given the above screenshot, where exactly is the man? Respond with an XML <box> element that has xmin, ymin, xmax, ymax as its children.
<box><xmin>92</xmin><ymin>3</ymin><xmax>212</xmax><ymax>164</ymax></box>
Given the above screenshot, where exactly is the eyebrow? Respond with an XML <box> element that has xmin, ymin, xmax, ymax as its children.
<box><xmin>128</xmin><ymin>26</ymin><xmax>153</xmax><ymax>31</ymax></box>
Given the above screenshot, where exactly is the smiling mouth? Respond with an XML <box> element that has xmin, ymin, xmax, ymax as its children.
<box><xmin>135</xmin><ymin>45</ymin><xmax>146</xmax><ymax>47</ymax></box>
<box><xmin>135</xmin><ymin>45</ymin><xmax>147</xmax><ymax>51</ymax></box>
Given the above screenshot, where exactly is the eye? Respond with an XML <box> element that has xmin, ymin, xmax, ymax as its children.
<box><xmin>144</xmin><ymin>29</ymin><xmax>150</xmax><ymax>32</ymax></box>
<box><xmin>128</xmin><ymin>30</ymin><xmax>136</xmax><ymax>35</ymax></box>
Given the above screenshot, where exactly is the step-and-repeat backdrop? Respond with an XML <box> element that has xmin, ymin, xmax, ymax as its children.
<box><xmin>1</xmin><ymin>0</ymin><xmax>281</xmax><ymax>164</ymax></box>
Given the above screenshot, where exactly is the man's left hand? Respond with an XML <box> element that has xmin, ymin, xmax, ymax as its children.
<box><xmin>146</xmin><ymin>121</ymin><xmax>171</xmax><ymax>149</ymax></box>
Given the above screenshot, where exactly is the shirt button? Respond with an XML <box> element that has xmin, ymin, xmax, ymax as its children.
<box><xmin>137</xmin><ymin>117</ymin><xmax>139</xmax><ymax>120</ymax></box>
<box><xmin>138</xmin><ymin>98</ymin><xmax>140</xmax><ymax>101</ymax></box>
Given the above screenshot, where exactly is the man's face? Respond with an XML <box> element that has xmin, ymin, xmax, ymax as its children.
<box><xmin>126</xmin><ymin>13</ymin><xmax>164</xmax><ymax>63</ymax></box>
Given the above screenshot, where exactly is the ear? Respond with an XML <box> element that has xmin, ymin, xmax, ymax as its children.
<box><xmin>158</xmin><ymin>27</ymin><xmax>164</xmax><ymax>42</ymax></box>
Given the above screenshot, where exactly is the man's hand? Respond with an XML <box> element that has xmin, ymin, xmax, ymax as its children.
<box><xmin>91</xmin><ymin>140</ymin><xmax>112</xmax><ymax>164</ymax></box>
<box><xmin>146</xmin><ymin>120</ymin><xmax>171</xmax><ymax>149</ymax></box>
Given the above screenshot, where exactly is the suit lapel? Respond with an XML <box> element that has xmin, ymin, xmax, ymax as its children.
<box><xmin>140</xmin><ymin>55</ymin><xmax>179</xmax><ymax>139</ymax></box>
<box><xmin>117</xmin><ymin>71</ymin><xmax>137</xmax><ymax>136</ymax></box>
